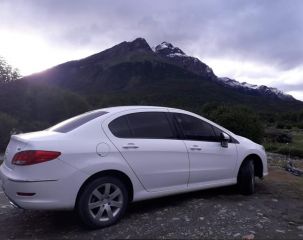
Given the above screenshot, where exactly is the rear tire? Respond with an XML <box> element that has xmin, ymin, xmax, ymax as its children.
<box><xmin>77</xmin><ymin>176</ymin><xmax>129</xmax><ymax>229</ymax></box>
<box><xmin>237</xmin><ymin>159</ymin><xmax>255</xmax><ymax>195</ymax></box>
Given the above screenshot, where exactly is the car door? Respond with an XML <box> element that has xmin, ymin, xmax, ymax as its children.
<box><xmin>102</xmin><ymin>109</ymin><xmax>189</xmax><ymax>192</ymax></box>
<box><xmin>173</xmin><ymin>112</ymin><xmax>238</xmax><ymax>186</ymax></box>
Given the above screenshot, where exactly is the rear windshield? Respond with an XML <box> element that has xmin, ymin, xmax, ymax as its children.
<box><xmin>49</xmin><ymin>110</ymin><xmax>108</xmax><ymax>133</ymax></box>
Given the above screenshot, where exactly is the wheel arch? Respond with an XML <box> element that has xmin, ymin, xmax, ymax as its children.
<box><xmin>238</xmin><ymin>154</ymin><xmax>263</xmax><ymax>179</ymax></box>
<box><xmin>75</xmin><ymin>169</ymin><xmax>134</xmax><ymax>208</ymax></box>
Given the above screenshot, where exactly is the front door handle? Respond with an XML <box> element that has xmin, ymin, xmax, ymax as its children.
<box><xmin>190</xmin><ymin>145</ymin><xmax>202</xmax><ymax>151</ymax></box>
<box><xmin>122</xmin><ymin>143</ymin><xmax>139</xmax><ymax>149</ymax></box>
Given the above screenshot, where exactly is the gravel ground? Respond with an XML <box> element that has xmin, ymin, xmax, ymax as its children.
<box><xmin>0</xmin><ymin>159</ymin><xmax>303</xmax><ymax>239</ymax></box>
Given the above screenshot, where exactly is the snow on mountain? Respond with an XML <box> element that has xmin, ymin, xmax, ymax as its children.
<box><xmin>154</xmin><ymin>42</ymin><xmax>186</xmax><ymax>55</ymax></box>
<box><xmin>219</xmin><ymin>77</ymin><xmax>294</xmax><ymax>101</ymax></box>
<box><xmin>154</xmin><ymin>41</ymin><xmax>215</xmax><ymax>79</ymax></box>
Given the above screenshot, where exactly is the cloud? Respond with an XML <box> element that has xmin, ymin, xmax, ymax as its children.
<box><xmin>2</xmin><ymin>0</ymin><xmax>302</xmax><ymax>66</ymax></box>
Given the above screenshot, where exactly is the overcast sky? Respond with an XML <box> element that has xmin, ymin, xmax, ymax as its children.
<box><xmin>1</xmin><ymin>0</ymin><xmax>303</xmax><ymax>100</ymax></box>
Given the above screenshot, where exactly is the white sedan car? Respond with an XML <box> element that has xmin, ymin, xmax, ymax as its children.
<box><xmin>0</xmin><ymin>106</ymin><xmax>268</xmax><ymax>228</ymax></box>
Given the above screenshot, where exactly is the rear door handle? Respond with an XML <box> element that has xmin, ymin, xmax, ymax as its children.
<box><xmin>190</xmin><ymin>145</ymin><xmax>202</xmax><ymax>151</ymax></box>
<box><xmin>122</xmin><ymin>143</ymin><xmax>139</xmax><ymax>149</ymax></box>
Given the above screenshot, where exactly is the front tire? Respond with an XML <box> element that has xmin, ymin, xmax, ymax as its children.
<box><xmin>237</xmin><ymin>160</ymin><xmax>255</xmax><ymax>195</ymax></box>
<box><xmin>77</xmin><ymin>176</ymin><xmax>129</xmax><ymax>229</ymax></box>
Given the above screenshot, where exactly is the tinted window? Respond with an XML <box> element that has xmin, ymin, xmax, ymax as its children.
<box><xmin>109</xmin><ymin>116</ymin><xmax>132</xmax><ymax>138</ymax></box>
<box><xmin>50</xmin><ymin>110</ymin><xmax>108</xmax><ymax>133</ymax></box>
<box><xmin>109</xmin><ymin>112</ymin><xmax>176</xmax><ymax>139</ymax></box>
<box><xmin>128</xmin><ymin>112</ymin><xmax>175</xmax><ymax>139</ymax></box>
<box><xmin>175</xmin><ymin>113</ymin><xmax>216</xmax><ymax>141</ymax></box>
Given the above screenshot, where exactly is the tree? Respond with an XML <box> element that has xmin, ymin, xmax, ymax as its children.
<box><xmin>0</xmin><ymin>56</ymin><xmax>21</xmax><ymax>84</ymax></box>
<box><xmin>203</xmin><ymin>104</ymin><xmax>264</xmax><ymax>143</ymax></box>
<box><xmin>0</xmin><ymin>112</ymin><xmax>18</xmax><ymax>152</ymax></box>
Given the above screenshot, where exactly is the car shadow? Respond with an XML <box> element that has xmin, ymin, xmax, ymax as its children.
<box><xmin>126</xmin><ymin>179</ymin><xmax>270</xmax><ymax>217</ymax></box>
<box><xmin>1</xmin><ymin>181</ymin><xmax>268</xmax><ymax>237</ymax></box>
<box><xmin>127</xmin><ymin>184</ymin><xmax>240</xmax><ymax>216</ymax></box>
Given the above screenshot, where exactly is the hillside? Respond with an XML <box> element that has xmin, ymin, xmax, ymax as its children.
<box><xmin>19</xmin><ymin>38</ymin><xmax>302</xmax><ymax>112</ymax></box>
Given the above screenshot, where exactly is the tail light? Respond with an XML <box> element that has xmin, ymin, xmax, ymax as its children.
<box><xmin>12</xmin><ymin>150</ymin><xmax>61</xmax><ymax>165</ymax></box>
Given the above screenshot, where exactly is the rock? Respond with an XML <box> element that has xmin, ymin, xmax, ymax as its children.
<box><xmin>233</xmin><ymin>233</ymin><xmax>241</xmax><ymax>237</ymax></box>
<box><xmin>242</xmin><ymin>234</ymin><xmax>255</xmax><ymax>240</ymax></box>
<box><xmin>199</xmin><ymin>217</ymin><xmax>204</xmax><ymax>221</ymax></box>
<box><xmin>248</xmin><ymin>205</ymin><xmax>255</xmax><ymax>210</ymax></box>
<box><xmin>256</xmin><ymin>223</ymin><xmax>263</xmax><ymax>229</ymax></box>
<box><xmin>276</xmin><ymin>229</ymin><xmax>285</xmax><ymax>233</ymax></box>
<box><xmin>298</xmin><ymin>226</ymin><xmax>303</xmax><ymax>231</ymax></box>
<box><xmin>272</xmin><ymin>198</ymin><xmax>278</xmax><ymax>202</ymax></box>
<box><xmin>219</xmin><ymin>208</ymin><xmax>227</xmax><ymax>214</ymax></box>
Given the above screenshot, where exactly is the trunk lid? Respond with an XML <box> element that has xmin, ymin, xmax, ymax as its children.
<box><xmin>4</xmin><ymin>130</ymin><xmax>62</xmax><ymax>169</ymax></box>
<box><xmin>4</xmin><ymin>135</ymin><xmax>29</xmax><ymax>169</ymax></box>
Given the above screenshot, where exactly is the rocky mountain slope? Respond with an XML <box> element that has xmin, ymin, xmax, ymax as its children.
<box><xmin>153</xmin><ymin>41</ymin><xmax>294</xmax><ymax>101</ymax></box>
<box><xmin>218</xmin><ymin>77</ymin><xmax>294</xmax><ymax>101</ymax></box>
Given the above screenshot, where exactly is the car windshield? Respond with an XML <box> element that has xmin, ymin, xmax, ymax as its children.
<box><xmin>49</xmin><ymin>110</ymin><xmax>108</xmax><ymax>133</ymax></box>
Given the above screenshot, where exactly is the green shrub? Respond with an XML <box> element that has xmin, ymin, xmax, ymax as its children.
<box><xmin>296</xmin><ymin>122</ymin><xmax>303</xmax><ymax>129</ymax></box>
<box><xmin>202</xmin><ymin>104</ymin><xmax>264</xmax><ymax>143</ymax></box>
<box><xmin>0</xmin><ymin>112</ymin><xmax>18</xmax><ymax>152</ymax></box>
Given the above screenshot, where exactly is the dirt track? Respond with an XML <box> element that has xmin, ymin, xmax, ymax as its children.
<box><xmin>0</xmin><ymin>165</ymin><xmax>303</xmax><ymax>239</ymax></box>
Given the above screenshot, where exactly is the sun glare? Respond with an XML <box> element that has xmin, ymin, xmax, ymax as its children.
<box><xmin>0</xmin><ymin>30</ymin><xmax>93</xmax><ymax>76</ymax></box>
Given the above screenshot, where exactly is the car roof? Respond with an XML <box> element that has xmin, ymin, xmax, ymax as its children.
<box><xmin>99</xmin><ymin>105</ymin><xmax>169</xmax><ymax>114</ymax></box>
<box><xmin>98</xmin><ymin>106</ymin><xmax>200</xmax><ymax>117</ymax></box>
<box><xmin>83</xmin><ymin>105</ymin><xmax>235</xmax><ymax>137</ymax></box>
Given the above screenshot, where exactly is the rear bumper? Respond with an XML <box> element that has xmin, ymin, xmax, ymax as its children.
<box><xmin>0</xmin><ymin>163</ymin><xmax>87</xmax><ymax>210</ymax></box>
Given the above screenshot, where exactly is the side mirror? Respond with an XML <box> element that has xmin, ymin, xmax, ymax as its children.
<box><xmin>220</xmin><ymin>132</ymin><xmax>230</xmax><ymax>148</ymax></box>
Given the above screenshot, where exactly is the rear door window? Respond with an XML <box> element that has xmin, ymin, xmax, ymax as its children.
<box><xmin>108</xmin><ymin>112</ymin><xmax>177</xmax><ymax>139</ymax></box>
<box><xmin>128</xmin><ymin>112</ymin><xmax>175</xmax><ymax>139</ymax></box>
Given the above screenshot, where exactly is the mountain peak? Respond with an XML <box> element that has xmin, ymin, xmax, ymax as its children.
<box><xmin>80</xmin><ymin>37</ymin><xmax>152</xmax><ymax>62</ymax></box>
<box><xmin>129</xmin><ymin>38</ymin><xmax>152</xmax><ymax>51</ymax></box>
<box><xmin>154</xmin><ymin>41</ymin><xmax>186</xmax><ymax>57</ymax></box>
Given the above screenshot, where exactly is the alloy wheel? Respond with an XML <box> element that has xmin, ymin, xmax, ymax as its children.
<box><xmin>88</xmin><ymin>183</ymin><xmax>123</xmax><ymax>222</ymax></box>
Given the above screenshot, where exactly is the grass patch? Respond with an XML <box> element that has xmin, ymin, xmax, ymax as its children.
<box><xmin>264</xmin><ymin>129</ymin><xmax>303</xmax><ymax>158</ymax></box>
